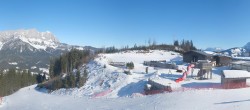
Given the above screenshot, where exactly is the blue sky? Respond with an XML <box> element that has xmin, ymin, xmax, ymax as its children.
<box><xmin>0</xmin><ymin>0</ymin><xmax>250</xmax><ymax>49</ymax></box>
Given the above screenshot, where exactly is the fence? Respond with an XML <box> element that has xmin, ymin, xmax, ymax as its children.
<box><xmin>231</xmin><ymin>61</ymin><xmax>250</xmax><ymax>72</ymax></box>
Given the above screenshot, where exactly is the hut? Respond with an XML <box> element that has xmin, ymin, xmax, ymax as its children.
<box><xmin>221</xmin><ymin>70</ymin><xmax>250</xmax><ymax>89</ymax></box>
<box><xmin>213</xmin><ymin>55</ymin><xmax>232</xmax><ymax>66</ymax></box>
<box><xmin>183</xmin><ymin>50</ymin><xmax>212</xmax><ymax>63</ymax></box>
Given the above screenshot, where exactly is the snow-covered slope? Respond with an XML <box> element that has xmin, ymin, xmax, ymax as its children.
<box><xmin>50</xmin><ymin>50</ymin><xmax>183</xmax><ymax>98</ymax></box>
<box><xmin>2</xmin><ymin>50</ymin><xmax>250</xmax><ymax>110</ymax></box>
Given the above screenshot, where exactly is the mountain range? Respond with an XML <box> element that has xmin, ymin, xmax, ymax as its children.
<box><xmin>0</xmin><ymin>29</ymin><xmax>97</xmax><ymax>74</ymax></box>
<box><xmin>205</xmin><ymin>43</ymin><xmax>250</xmax><ymax>57</ymax></box>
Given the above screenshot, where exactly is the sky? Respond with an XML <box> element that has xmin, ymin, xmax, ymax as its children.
<box><xmin>0</xmin><ymin>0</ymin><xmax>250</xmax><ymax>49</ymax></box>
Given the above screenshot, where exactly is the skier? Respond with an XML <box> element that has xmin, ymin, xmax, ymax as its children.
<box><xmin>175</xmin><ymin>64</ymin><xmax>195</xmax><ymax>83</ymax></box>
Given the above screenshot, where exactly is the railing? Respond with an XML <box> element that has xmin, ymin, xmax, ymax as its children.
<box><xmin>231</xmin><ymin>63</ymin><xmax>250</xmax><ymax>72</ymax></box>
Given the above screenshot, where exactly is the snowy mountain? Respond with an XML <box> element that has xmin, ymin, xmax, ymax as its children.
<box><xmin>0</xmin><ymin>29</ymin><xmax>97</xmax><ymax>73</ymax></box>
<box><xmin>0</xmin><ymin>29</ymin><xmax>59</xmax><ymax>50</ymax></box>
<box><xmin>220</xmin><ymin>47</ymin><xmax>247</xmax><ymax>57</ymax></box>
<box><xmin>219</xmin><ymin>42</ymin><xmax>250</xmax><ymax>57</ymax></box>
<box><xmin>204</xmin><ymin>47</ymin><xmax>224</xmax><ymax>52</ymax></box>
<box><xmin>243</xmin><ymin>42</ymin><xmax>250</xmax><ymax>52</ymax></box>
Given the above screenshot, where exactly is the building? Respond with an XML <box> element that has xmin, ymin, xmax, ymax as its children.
<box><xmin>221</xmin><ymin>70</ymin><xmax>250</xmax><ymax>89</ymax></box>
<box><xmin>213</xmin><ymin>55</ymin><xmax>232</xmax><ymax>66</ymax></box>
<box><xmin>230</xmin><ymin>61</ymin><xmax>250</xmax><ymax>72</ymax></box>
<box><xmin>183</xmin><ymin>50</ymin><xmax>212</xmax><ymax>63</ymax></box>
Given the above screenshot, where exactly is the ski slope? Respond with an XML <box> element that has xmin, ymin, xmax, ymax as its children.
<box><xmin>2</xmin><ymin>50</ymin><xmax>250</xmax><ymax>110</ymax></box>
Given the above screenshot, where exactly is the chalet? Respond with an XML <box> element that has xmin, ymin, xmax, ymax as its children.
<box><xmin>221</xmin><ymin>70</ymin><xmax>250</xmax><ymax>89</ymax></box>
<box><xmin>213</xmin><ymin>55</ymin><xmax>232</xmax><ymax>66</ymax></box>
<box><xmin>183</xmin><ymin>50</ymin><xmax>212</xmax><ymax>63</ymax></box>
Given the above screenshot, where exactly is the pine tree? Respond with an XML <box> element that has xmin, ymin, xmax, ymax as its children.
<box><xmin>76</xmin><ymin>70</ymin><xmax>80</xmax><ymax>88</ymax></box>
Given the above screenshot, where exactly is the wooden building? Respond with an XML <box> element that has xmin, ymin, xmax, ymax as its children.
<box><xmin>221</xmin><ymin>70</ymin><xmax>250</xmax><ymax>89</ymax></box>
<box><xmin>213</xmin><ymin>55</ymin><xmax>232</xmax><ymax>66</ymax></box>
<box><xmin>183</xmin><ymin>50</ymin><xmax>212</xmax><ymax>63</ymax></box>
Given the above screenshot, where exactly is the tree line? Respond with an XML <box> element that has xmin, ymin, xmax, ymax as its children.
<box><xmin>96</xmin><ymin>39</ymin><xmax>197</xmax><ymax>54</ymax></box>
<box><xmin>38</xmin><ymin>49</ymin><xmax>93</xmax><ymax>90</ymax></box>
<box><xmin>173</xmin><ymin>39</ymin><xmax>197</xmax><ymax>52</ymax></box>
<box><xmin>0</xmin><ymin>69</ymin><xmax>36</xmax><ymax>96</ymax></box>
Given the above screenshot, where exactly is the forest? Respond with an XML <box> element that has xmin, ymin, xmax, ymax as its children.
<box><xmin>38</xmin><ymin>49</ymin><xmax>93</xmax><ymax>90</ymax></box>
<box><xmin>0</xmin><ymin>69</ymin><xmax>36</xmax><ymax>96</ymax></box>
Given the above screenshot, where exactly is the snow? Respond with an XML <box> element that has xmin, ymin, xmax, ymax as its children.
<box><xmin>39</xmin><ymin>68</ymin><xmax>49</xmax><ymax>73</ymax></box>
<box><xmin>2</xmin><ymin>50</ymin><xmax>250</xmax><ymax>110</ymax></box>
<box><xmin>223</xmin><ymin>70</ymin><xmax>250</xmax><ymax>78</ymax></box>
<box><xmin>0</xmin><ymin>29</ymin><xmax>59</xmax><ymax>51</ymax></box>
<box><xmin>204</xmin><ymin>51</ymin><xmax>215</xmax><ymax>55</ymax></box>
<box><xmin>2</xmin><ymin>84</ymin><xmax>250</xmax><ymax>110</ymax></box>
<box><xmin>75</xmin><ymin>47</ymin><xmax>84</xmax><ymax>50</ymax></box>
<box><xmin>0</xmin><ymin>41</ymin><xmax>3</xmax><ymax>50</ymax></box>
<box><xmin>8</xmin><ymin>62</ymin><xmax>18</xmax><ymax>65</ymax></box>
<box><xmin>31</xmin><ymin>66</ymin><xmax>37</xmax><ymax>69</ymax></box>
<box><xmin>149</xmin><ymin>76</ymin><xmax>181</xmax><ymax>90</ymax></box>
<box><xmin>233</xmin><ymin>57</ymin><xmax>250</xmax><ymax>61</ymax></box>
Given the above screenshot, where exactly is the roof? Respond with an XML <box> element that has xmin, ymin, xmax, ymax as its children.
<box><xmin>223</xmin><ymin>70</ymin><xmax>250</xmax><ymax>78</ymax></box>
<box><xmin>184</xmin><ymin>50</ymin><xmax>212</xmax><ymax>56</ymax></box>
